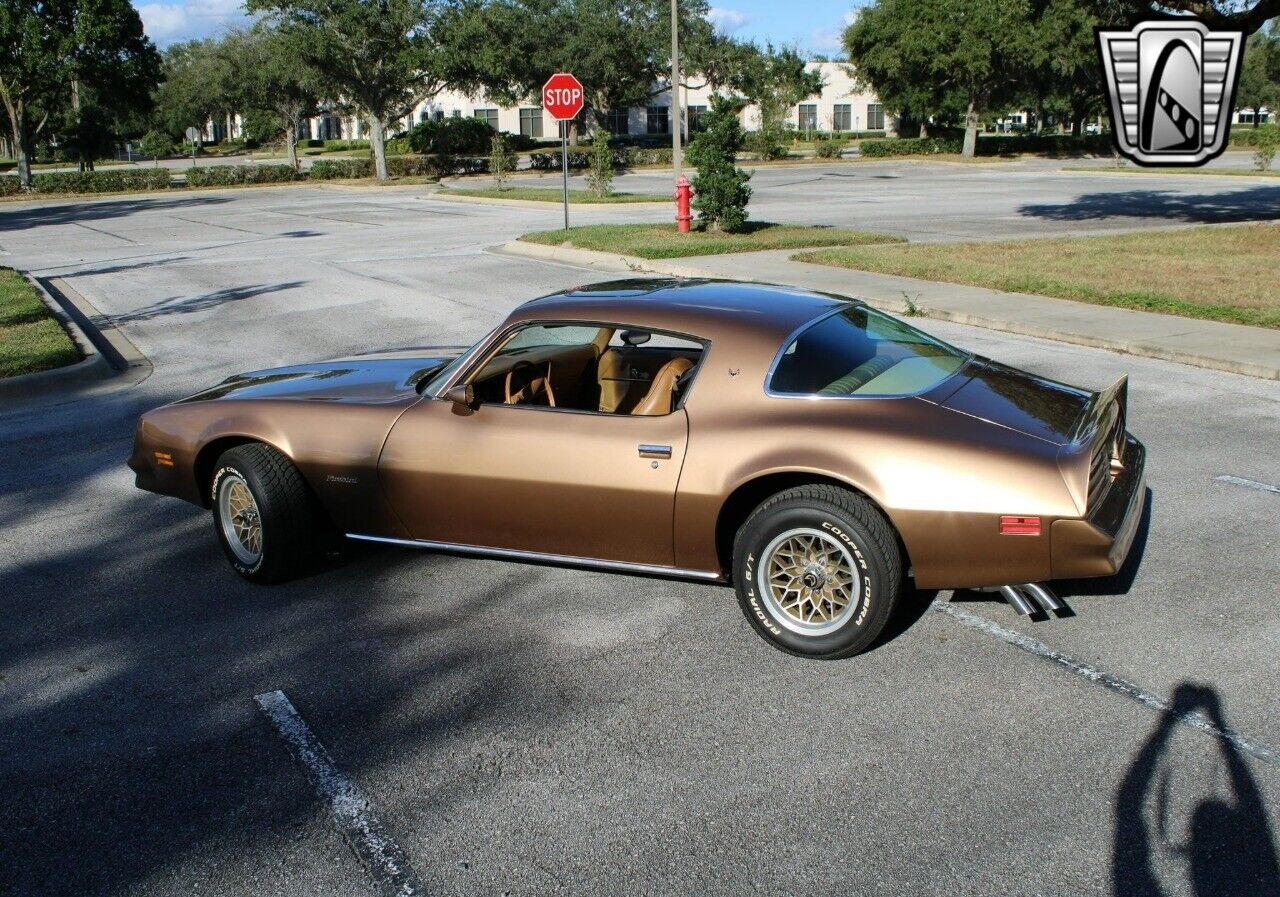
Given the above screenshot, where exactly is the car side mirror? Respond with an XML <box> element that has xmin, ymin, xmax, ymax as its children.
<box><xmin>445</xmin><ymin>383</ymin><xmax>475</xmax><ymax>408</ymax></box>
<box><xmin>621</xmin><ymin>330</ymin><xmax>651</xmax><ymax>346</ymax></box>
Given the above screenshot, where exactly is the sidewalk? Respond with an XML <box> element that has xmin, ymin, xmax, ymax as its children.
<box><xmin>500</xmin><ymin>241</ymin><xmax>1280</xmax><ymax>381</ymax></box>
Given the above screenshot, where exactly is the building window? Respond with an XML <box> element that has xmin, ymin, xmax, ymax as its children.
<box><xmin>688</xmin><ymin>105</ymin><xmax>708</xmax><ymax>133</ymax></box>
<box><xmin>607</xmin><ymin>109</ymin><xmax>630</xmax><ymax>136</ymax></box>
<box><xmin>867</xmin><ymin>103</ymin><xmax>885</xmax><ymax>130</ymax></box>
<box><xmin>646</xmin><ymin>105</ymin><xmax>670</xmax><ymax>135</ymax></box>
<box><xmin>474</xmin><ymin>108</ymin><xmax>499</xmax><ymax>130</ymax></box>
<box><xmin>798</xmin><ymin>104</ymin><xmax>818</xmax><ymax>132</ymax></box>
<box><xmin>519</xmin><ymin>107</ymin><xmax>543</xmax><ymax>139</ymax></box>
<box><xmin>833</xmin><ymin>104</ymin><xmax>851</xmax><ymax>132</ymax></box>
<box><xmin>451</xmin><ymin>109</ymin><xmax>461</xmax><ymax>118</ymax></box>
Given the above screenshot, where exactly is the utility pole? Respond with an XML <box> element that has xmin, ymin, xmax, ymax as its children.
<box><xmin>670</xmin><ymin>0</ymin><xmax>682</xmax><ymax>184</ymax></box>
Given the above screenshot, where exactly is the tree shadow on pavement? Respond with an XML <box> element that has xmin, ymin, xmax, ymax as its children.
<box><xmin>0</xmin><ymin>400</ymin><xmax>573</xmax><ymax>895</ymax></box>
<box><xmin>1018</xmin><ymin>186</ymin><xmax>1280</xmax><ymax>225</ymax></box>
<box><xmin>0</xmin><ymin>194</ymin><xmax>234</xmax><ymax>232</ymax></box>
<box><xmin>1113</xmin><ymin>682</ymin><xmax>1280</xmax><ymax>897</ymax></box>
<box><xmin>112</xmin><ymin>281</ymin><xmax>308</xmax><ymax>322</ymax></box>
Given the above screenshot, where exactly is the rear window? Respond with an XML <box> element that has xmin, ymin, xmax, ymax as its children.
<box><xmin>768</xmin><ymin>306</ymin><xmax>969</xmax><ymax>398</ymax></box>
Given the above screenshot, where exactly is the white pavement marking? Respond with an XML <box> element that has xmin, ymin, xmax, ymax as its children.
<box><xmin>254</xmin><ymin>690</ymin><xmax>425</xmax><ymax>897</ymax></box>
<box><xmin>1215</xmin><ymin>474</ymin><xmax>1280</xmax><ymax>495</ymax></box>
<box><xmin>934</xmin><ymin>601</ymin><xmax>1280</xmax><ymax>768</ymax></box>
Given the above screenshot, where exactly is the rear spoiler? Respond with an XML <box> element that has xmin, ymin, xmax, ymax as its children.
<box><xmin>1069</xmin><ymin>374</ymin><xmax>1128</xmax><ymax>446</ymax></box>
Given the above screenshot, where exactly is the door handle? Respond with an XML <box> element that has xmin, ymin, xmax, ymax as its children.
<box><xmin>638</xmin><ymin>444</ymin><xmax>672</xmax><ymax>459</ymax></box>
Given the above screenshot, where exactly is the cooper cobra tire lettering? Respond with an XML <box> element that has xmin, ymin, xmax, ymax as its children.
<box><xmin>211</xmin><ymin>444</ymin><xmax>318</xmax><ymax>585</ymax></box>
<box><xmin>213</xmin><ymin>465</ymin><xmax>264</xmax><ymax>574</ymax></box>
<box><xmin>731</xmin><ymin>485</ymin><xmax>903</xmax><ymax>659</ymax></box>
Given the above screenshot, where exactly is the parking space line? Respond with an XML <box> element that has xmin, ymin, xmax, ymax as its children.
<box><xmin>254</xmin><ymin>690</ymin><xmax>425</xmax><ymax>897</ymax></box>
<box><xmin>1215</xmin><ymin>474</ymin><xmax>1280</xmax><ymax>495</ymax></box>
<box><xmin>934</xmin><ymin>601</ymin><xmax>1279</xmax><ymax>768</ymax></box>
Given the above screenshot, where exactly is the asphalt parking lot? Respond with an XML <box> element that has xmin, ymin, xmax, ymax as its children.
<box><xmin>1</xmin><ymin>168</ymin><xmax>1278</xmax><ymax>896</ymax></box>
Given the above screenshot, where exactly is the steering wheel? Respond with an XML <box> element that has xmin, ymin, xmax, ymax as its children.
<box><xmin>504</xmin><ymin>360</ymin><xmax>557</xmax><ymax>407</ymax></box>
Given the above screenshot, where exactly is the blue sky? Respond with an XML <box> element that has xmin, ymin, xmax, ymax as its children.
<box><xmin>133</xmin><ymin>0</ymin><xmax>861</xmax><ymax>54</ymax></box>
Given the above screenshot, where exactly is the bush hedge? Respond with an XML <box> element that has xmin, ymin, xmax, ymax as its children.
<box><xmin>31</xmin><ymin>168</ymin><xmax>172</xmax><ymax>193</ymax></box>
<box><xmin>527</xmin><ymin>145</ymin><xmax>673</xmax><ymax>171</ymax></box>
<box><xmin>0</xmin><ymin>176</ymin><xmax>22</xmax><ymax>196</ymax></box>
<box><xmin>858</xmin><ymin>133</ymin><xmax>1111</xmax><ymax>158</ymax></box>
<box><xmin>309</xmin><ymin>158</ymin><xmax>373</xmax><ymax>179</ymax></box>
<box><xmin>186</xmin><ymin>164</ymin><xmax>300</xmax><ymax>187</ymax></box>
<box><xmin>408</xmin><ymin>117</ymin><xmax>493</xmax><ymax>156</ymax></box>
<box><xmin>814</xmin><ymin>138</ymin><xmax>846</xmax><ymax>159</ymax></box>
<box><xmin>1229</xmin><ymin>128</ymin><xmax>1272</xmax><ymax>147</ymax></box>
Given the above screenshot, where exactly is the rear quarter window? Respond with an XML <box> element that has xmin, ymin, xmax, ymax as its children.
<box><xmin>768</xmin><ymin>306</ymin><xmax>969</xmax><ymax>398</ymax></box>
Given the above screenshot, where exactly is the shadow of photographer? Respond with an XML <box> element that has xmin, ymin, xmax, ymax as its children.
<box><xmin>1114</xmin><ymin>682</ymin><xmax>1280</xmax><ymax>896</ymax></box>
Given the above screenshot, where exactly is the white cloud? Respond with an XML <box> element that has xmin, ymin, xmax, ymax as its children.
<box><xmin>807</xmin><ymin>8</ymin><xmax>861</xmax><ymax>55</ymax></box>
<box><xmin>134</xmin><ymin>0</ymin><xmax>249</xmax><ymax>46</ymax></box>
<box><xmin>707</xmin><ymin>7</ymin><xmax>751</xmax><ymax>35</ymax></box>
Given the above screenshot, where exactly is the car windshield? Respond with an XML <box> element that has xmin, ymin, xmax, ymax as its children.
<box><xmin>420</xmin><ymin>339</ymin><xmax>482</xmax><ymax>394</ymax></box>
<box><xmin>768</xmin><ymin>305</ymin><xmax>970</xmax><ymax>397</ymax></box>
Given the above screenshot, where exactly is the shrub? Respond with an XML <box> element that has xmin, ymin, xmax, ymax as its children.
<box><xmin>0</xmin><ymin>176</ymin><xmax>22</xmax><ymax>196</ymax></box>
<box><xmin>529</xmin><ymin>147</ymin><xmax>591</xmax><ymax>170</ymax></box>
<box><xmin>586</xmin><ymin>129</ymin><xmax>615</xmax><ymax>197</ymax></box>
<box><xmin>185</xmin><ymin>164</ymin><xmax>300</xmax><ymax>187</ymax></box>
<box><xmin>1230</xmin><ymin>128</ymin><xmax>1260</xmax><ymax>147</ymax></box>
<box><xmin>687</xmin><ymin>96</ymin><xmax>751</xmax><ymax>232</ymax></box>
<box><xmin>503</xmin><ymin>132</ymin><xmax>540</xmax><ymax>151</ymax></box>
<box><xmin>530</xmin><ymin>145</ymin><xmax>672</xmax><ymax>172</ymax></box>
<box><xmin>490</xmin><ymin>134</ymin><xmax>514</xmax><ymax>190</ymax></box>
<box><xmin>139</xmin><ymin>130</ymin><xmax>175</xmax><ymax>162</ymax></box>
<box><xmin>309</xmin><ymin>158</ymin><xmax>373</xmax><ymax>179</ymax></box>
<box><xmin>31</xmin><ymin>168</ymin><xmax>172</xmax><ymax>194</ymax></box>
<box><xmin>814</xmin><ymin>137</ymin><xmax>845</xmax><ymax>159</ymax></box>
<box><xmin>322</xmin><ymin>139</ymin><xmax>370</xmax><ymax>153</ymax></box>
<box><xmin>385</xmin><ymin>136</ymin><xmax>412</xmax><ymax>157</ymax></box>
<box><xmin>1252</xmin><ymin>123</ymin><xmax>1279</xmax><ymax>171</ymax></box>
<box><xmin>387</xmin><ymin>155</ymin><xmax>442</xmax><ymax>177</ymax></box>
<box><xmin>858</xmin><ymin>137</ymin><xmax>962</xmax><ymax>157</ymax></box>
<box><xmin>408</xmin><ymin>117</ymin><xmax>493</xmax><ymax>156</ymax></box>
<box><xmin>632</xmin><ymin>147</ymin><xmax>673</xmax><ymax>166</ymax></box>
<box><xmin>857</xmin><ymin>133</ymin><xmax>1110</xmax><ymax>158</ymax></box>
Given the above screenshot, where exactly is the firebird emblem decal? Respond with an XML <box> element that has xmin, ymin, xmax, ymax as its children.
<box><xmin>728</xmin><ymin>368</ymin><xmax>740</xmax><ymax>377</ymax></box>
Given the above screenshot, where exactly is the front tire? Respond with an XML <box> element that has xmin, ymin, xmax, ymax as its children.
<box><xmin>211</xmin><ymin>443</ymin><xmax>317</xmax><ymax>584</ymax></box>
<box><xmin>732</xmin><ymin>485</ymin><xmax>902</xmax><ymax>659</ymax></box>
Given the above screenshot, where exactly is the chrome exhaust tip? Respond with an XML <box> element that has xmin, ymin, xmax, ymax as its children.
<box><xmin>999</xmin><ymin>585</ymin><xmax>1037</xmax><ymax>616</ymax></box>
<box><xmin>1023</xmin><ymin>582</ymin><xmax>1065</xmax><ymax>613</ymax></box>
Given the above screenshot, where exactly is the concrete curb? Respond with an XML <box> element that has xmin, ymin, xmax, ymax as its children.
<box><xmin>497</xmin><ymin>240</ymin><xmax>1280</xmax><ymax>381</ymax></box>
<box><xmin>497</xmin><ymin>239</ymin><xmax>708</xmax><ymax>275</ymax></box>
<box><xmin>432</xmin><ymin>192</ymin><xmax>668</xmax><ymax>210</ymax></box>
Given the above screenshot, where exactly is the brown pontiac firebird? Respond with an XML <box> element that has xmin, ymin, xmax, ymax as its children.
<box><xmin>130</xmin><ymin>278</ymin><xmax>1145</xmax><ymax>658</ymax></box>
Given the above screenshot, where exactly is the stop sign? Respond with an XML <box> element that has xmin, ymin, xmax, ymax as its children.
<box><xmin>542</xmin><ymin>73</ymin><xmax>585</xmax><ymax>121</ymax></box>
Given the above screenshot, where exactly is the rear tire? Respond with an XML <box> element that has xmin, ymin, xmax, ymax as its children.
<box><xmin>732</xmin><ymin>485</ymin><xmax>902</xmax><ymax>659</ymax></box>
<box><xmin>211</xmin><ymin>443</ymin><xmax>317</xmax><ymax>584</ymax></box>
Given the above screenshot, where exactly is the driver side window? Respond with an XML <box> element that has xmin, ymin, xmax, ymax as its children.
<box><xmin>467</xmin><ymin>321</ymin><xmax>704</xmax><ymax>415</ymax></box>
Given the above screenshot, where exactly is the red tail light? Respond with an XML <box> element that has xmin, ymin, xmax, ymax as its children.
<box><xmin>1000</xmin><ymin>515</ymin><xmax>1041</xmax><ymax>536</ymax></box>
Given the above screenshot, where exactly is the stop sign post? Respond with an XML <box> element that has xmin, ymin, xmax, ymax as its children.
<box><xmin>542</xmin><ymin>73</ymin><xmax>584</xmax><ymax>230</ymax></box>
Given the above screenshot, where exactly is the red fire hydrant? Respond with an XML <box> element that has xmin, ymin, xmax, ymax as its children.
<box><xmin>675</xmin><ymin>176</ymin><xmax>694</xmax><ymax>233</ymax></box>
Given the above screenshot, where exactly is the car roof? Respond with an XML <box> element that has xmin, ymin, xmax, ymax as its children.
<box><xmin>514</xmin><ymin>278</ymin><xmax>856</xmax><ymax>344</ymax></box>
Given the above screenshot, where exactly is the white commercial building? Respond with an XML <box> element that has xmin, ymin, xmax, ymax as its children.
<box><xmin>301</xmin><ymin>61</ymin><xmax>891</xmax><ymax>143</ymax></box>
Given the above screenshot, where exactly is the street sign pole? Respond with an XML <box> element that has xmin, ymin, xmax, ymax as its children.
<box><xmin>542</xmin><ymin>73</ymin><xmax>586</xmax><ymax>235</ymax></box>
<box><xmin>561</xmin><ymin>120</ymin><xmax>569</xmax><ymax>231</ymax></box>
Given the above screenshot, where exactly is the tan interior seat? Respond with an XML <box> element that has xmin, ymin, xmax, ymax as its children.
<box><xmin>631</xmin><ymin>357</ymin><xmax>694</xmax><ymax>416</ymax></box>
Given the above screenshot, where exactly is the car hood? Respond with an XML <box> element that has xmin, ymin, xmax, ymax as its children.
<box><xmin>177</xmin><ymin>346</ymin><xmax>467</xmax><ymax>405</ymax></box>
<box><xmin>937</xmin><ymin>359</ymin><xmax>1093</xmax><ymax>446</ymax></box>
